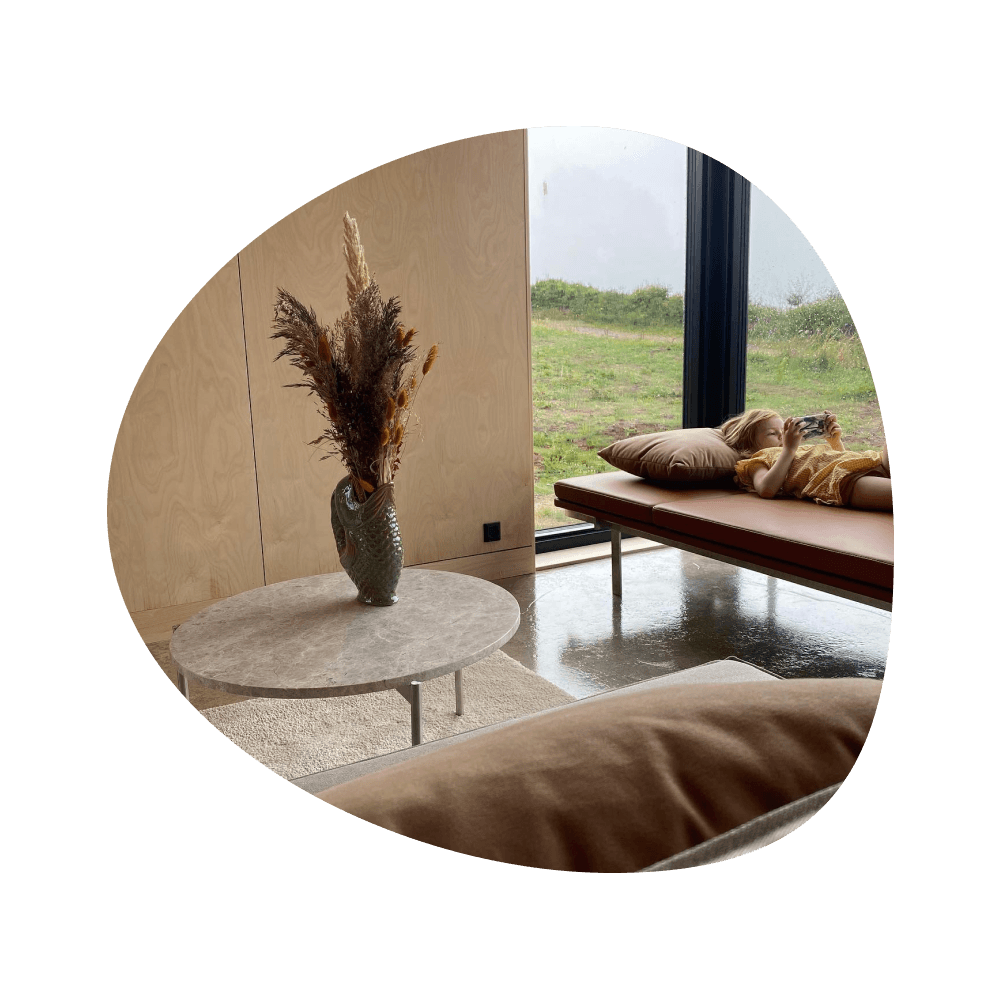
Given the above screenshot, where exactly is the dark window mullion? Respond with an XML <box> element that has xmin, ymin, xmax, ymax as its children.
<box><xmin>535</xmin><ymin>522</ymin><xmax>633</xmax><ymax>554</ymax></box>
<box><xmin>682</xmin><ymin>149</ymin><xmax>751</xmax><ymax>428</ymax></box>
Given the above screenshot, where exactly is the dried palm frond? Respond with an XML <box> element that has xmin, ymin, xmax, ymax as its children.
<box><xmin>270</xmin><ymin>212</ymin><xmax>440</xmax><ymax>503</ymax></box>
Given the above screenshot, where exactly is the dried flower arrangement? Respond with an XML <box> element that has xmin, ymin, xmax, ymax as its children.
<box><xmin>271</xmin><ymin>213</ymin><xmax>439</xmax><ymax>507</ymax></box>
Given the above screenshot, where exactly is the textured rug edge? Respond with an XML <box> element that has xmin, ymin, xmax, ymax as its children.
<box><xmin>169</xmin><ymin>648</ymin><xmax>573</xmax><ymax>780</ymax></box>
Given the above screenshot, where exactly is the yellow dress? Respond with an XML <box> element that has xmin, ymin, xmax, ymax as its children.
<box><xmin>734</xmin><ymin>444</ymin><xmax>886</xmax><ymax>506</ymax></box>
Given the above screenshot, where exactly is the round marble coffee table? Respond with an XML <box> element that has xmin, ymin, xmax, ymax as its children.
<box><xmin>170</xmin><ymin>568</ymin><xmax>521</xmax><ymax>745</ymax></box>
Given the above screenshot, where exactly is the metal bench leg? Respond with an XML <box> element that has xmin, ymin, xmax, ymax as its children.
<box><xmin>455</xmin><ymin>668</ymin><xmax>464</xmax><ymax>716</ymax></box>
<box><xmin>611</xmin><ymin>526</ymin><xmax>622</xmax><ymax>598</ymax></box>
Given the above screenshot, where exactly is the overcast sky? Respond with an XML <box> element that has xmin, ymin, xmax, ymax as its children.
<box><xmin>527</xmin><ymin>126</ymin><xmax>839</xmax><ymax>307</ymax></box>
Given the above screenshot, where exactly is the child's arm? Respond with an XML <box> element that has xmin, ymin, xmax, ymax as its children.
<box><xmin>824</xmin><ymin>411</ymin><xmax>845</xmax><ymax>451</ymax></box>
<box><xmin>752</xmin><ymin>418</ymin><xmax>804</xmax><ymax>498</ymax></box>
<box><xmin>752</xmin><ymin>450</ymin><xmax>796</xmax><ymax>498</ymax></box>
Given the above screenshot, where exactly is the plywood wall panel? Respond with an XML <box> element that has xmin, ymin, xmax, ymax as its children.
<box><xmin>240</xmin><ymin>131</ymin><xmax>534</xmax><ymax>586</ymax></box>
<box><xmin>108</xmin><ymin>257</ymin><xmax>265</xmax><ymax>612</ymax></box>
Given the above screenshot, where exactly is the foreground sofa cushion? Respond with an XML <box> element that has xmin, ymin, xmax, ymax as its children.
<box><xmin>598</xmin><ymin>426</ymin><xmax>741</xmax><ymax>482</ymax></box>
<box><xmin>319</xmin><ymin>678</ymin><xmax>881</xmax><ymax>872</ymax></box>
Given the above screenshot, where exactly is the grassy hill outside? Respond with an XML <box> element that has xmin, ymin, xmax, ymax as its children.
<box><xmin>531</xmin><ymin>281</ymin><xmax>883</xmax><ymax>530</ymax></box>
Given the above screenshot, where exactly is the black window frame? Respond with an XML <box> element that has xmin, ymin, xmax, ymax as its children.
<box><xmin>534</xmin><ymin>146</ymin><xmax>751</xmax><ymax>555</ymax></box>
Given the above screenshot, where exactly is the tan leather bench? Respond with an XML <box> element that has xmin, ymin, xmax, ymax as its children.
<box><xmin>554</xmin><ymin>471</ymin><xmax>893</xmax><ymax>610</ymax></box>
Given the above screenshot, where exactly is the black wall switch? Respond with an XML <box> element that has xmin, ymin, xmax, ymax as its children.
<box><xmin>483</xmin><ymin>521</ymin><xmax>501</xmax><ymax>543</ymax></box>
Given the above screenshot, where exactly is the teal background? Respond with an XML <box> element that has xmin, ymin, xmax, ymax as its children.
<box><xmin>0</xmin><ymin>3</ymin><xmax>996</xmax><ymax>997</ymax></box>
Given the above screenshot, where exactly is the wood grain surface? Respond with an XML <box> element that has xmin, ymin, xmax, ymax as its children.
<box><xmin>107</xmin><ymin>257</ymin><xmax>265</xmax><ymax>612</ymax></box>
<box><xmin>240</xmin><ymin>130</ymin><xmax>534</xmax><ymax>585</ymax></box>
<box><xmin>109</xmin><ymin>131</ymin><xmax>534</xmax><ymax>627</ymax></box>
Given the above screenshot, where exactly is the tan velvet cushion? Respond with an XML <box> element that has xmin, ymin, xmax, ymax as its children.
<box><xmin>319</xmin><ymin>678</ymin><xmax>881</xmax><ymax>872</ymax></box>
<box><xmin>598</xmin><ymin>427</ymin><xmax>740</xmax><ymax>482</ymax></box>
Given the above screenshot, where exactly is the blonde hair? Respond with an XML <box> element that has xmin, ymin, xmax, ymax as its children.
<box><xmin>718</xmin><ymin>408</ymin><xmax>781</xmax><ymax>456</ymax></box>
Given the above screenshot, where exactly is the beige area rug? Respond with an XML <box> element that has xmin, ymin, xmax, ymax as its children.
<box><xmin>146</xmin><ymin>642</ymin><xmax>574</xmax><ymax>780</ymax></box>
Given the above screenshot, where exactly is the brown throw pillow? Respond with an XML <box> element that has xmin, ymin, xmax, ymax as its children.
<box><xmin>598</xmin><ymin>426</ymin><xmax>741</xmax><ymax>482</ymax></box>
<box><xmin>319</xmin><ymin>678</ymin><xmax>881</xmax><ymax>872</ymax></box>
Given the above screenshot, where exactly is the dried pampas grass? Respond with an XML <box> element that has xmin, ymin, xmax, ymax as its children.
<box><xmin>271</xmin><ymin>213</ymin><xmax>439</xmax><ymax>502</ymax></box>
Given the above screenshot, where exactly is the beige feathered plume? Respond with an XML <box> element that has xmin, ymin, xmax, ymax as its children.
<box><xmin>343</xmin><ymin>213</ymin><xmax>371</xmax><ymax>308</ymax></box>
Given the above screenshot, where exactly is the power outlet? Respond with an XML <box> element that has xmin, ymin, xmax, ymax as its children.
<box><xmin>483</xmin><ymin>521</ymin><xmax>501</xmax><ymax>543</ymax></box>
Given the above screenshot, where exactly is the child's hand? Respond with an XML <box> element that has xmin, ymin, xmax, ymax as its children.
<box><xmin>783</xmin><ymin>416</ymin><xmax>805</xmax><ymax>450</ymax></box>
<box><xmin>823</xmin><ymin>411</ymin><xmax>841</xmax><ymax>438</ymax></box>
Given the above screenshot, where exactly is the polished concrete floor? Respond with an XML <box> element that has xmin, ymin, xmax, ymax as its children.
<box><xmin>495</xmin><ymin>546</ymin><xmax>891</xmax><ymax>699</ymax></box>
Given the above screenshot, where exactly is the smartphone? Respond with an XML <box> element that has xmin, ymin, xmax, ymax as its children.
<box><xmin>796</xmin><ymin>413</ymin><xmax>828</xmax><ymax>439</ymax></box>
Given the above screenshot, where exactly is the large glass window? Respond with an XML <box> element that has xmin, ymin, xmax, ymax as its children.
<box><xmin>527</xmin><ymin>128</ymin><xmax>687</xmax><ymax>530</ymax></box>
<box><xmin>747</xmin><ymin>186</ymin><xmax>883</xmax><ymax>451</ymax></box>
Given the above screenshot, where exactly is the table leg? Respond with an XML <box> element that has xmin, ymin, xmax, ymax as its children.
<box><xmin>395</xmin><ymin>681</ymin><xmax>423</xmax><ymax>745</ymax></box>
<box><xmin>455</xmin><ymin>668</ymin><xmax>464</xmax><ymax>716</ymax></box>
<box><xmin>409</xmin><ymin>681</ymin><xmax>422</xmax><ymax>745</ymax></box>
<box><xmin>177</xmin><ymin>670</ymin><xmax>189</xmax><ymax>700</ymax></box>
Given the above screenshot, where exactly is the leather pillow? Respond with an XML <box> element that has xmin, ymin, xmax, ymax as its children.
<box><xmin>319</xmin><ymin>678</ymin><xmax>881</xmax><ymax>872</ymax></box>
<box><xmin>598</xmin><ymin>426</ymin><xmax>740</xmax><ymax>482</ymax></box>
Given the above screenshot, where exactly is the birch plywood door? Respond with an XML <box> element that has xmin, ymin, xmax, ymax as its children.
<box><xmin>108</xmin><ymin>257</ymin><xmax>265</xmax><ymax>615</ymax></box>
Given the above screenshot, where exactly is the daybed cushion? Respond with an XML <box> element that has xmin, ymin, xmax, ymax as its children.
<box><xmin>319</xmin><ymin>678</ymin><xmax>881</xmax><ymax>872</ymax></box>
<box><xmin>551</xmin><ymin>471</ymin><xmax>893</xmax><ymax>604</ymax></box>
<box><xmin>652</xmin><ymin>493</ymin><xmax>893</xmax><ymax>591</ymax></box>
<box><xmin>598</xmin><ymin>427</ymin><xmax>741</xmax><ymax>482</ymax></box>
<box><xmin>553</xmin><ymin>470</ymin><xmax>739</xmax><ymax>529</ymax></box>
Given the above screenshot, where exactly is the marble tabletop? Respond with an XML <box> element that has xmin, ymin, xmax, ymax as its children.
<box><xmin>169</xmin><ymin>568</ymin><xmax>522</xmax><ymax>699</ymax></box>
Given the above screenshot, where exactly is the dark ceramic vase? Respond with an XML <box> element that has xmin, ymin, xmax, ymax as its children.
<box><xmin>330</xmin><ymin>477</ymin><xmax>403</xmax><ymax>606</ymax></box>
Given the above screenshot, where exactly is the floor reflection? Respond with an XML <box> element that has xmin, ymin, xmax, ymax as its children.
<box><xmin>497</xmin><ymin>547</ymin><xmax>890</xmax><ymax>698</ymax></box>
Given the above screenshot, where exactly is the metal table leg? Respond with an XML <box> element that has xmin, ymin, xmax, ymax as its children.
<box><xmin>177</xmin><ymin>670</ymin><xmax>189</xmax><ymax>700</ymax></box>
<box><xmin>410</xmin><ymin>681</ymin><xmax>422</xmax><ymax>744</ymax></box>
<box><xmin>455</xmin><ymin>668</ymin><xmax>464</xmax><ymax>716</ymax></box>
<box><xmin>394</xmin><ymin>680</ymin><xmax>423</xmax><ymax>745</ymax></box>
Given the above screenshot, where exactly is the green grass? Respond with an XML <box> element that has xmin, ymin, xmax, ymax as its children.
<box><xmin>532</xmin><ymin>304</ymin><xmax>883</xmax><ymax>530</ymax></box>
<box><xmin>748</xmin><ymin>295</ymin><xmax>857</xmax><ymax>338</ymax></box>
<box><xmin>532</xmin><ymin>320</ymin><xmax>684</xmax><ymax>528</ymax></box>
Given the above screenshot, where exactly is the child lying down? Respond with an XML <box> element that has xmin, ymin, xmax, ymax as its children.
<box><xmin>718</xmin><ymin>409</ymin><xmax>891</xmax><ymax>511</ymax></box>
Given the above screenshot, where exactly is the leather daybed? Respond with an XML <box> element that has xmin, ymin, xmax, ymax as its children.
<box><xmin>553</xmin><ymin>471</ymin><xmax>893</xmax><ymax>610</ymax></box>
<box><xmin>299</xmin><ymin>659</ymin><xmax>882</xmax><ymax>872</ymax></box>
